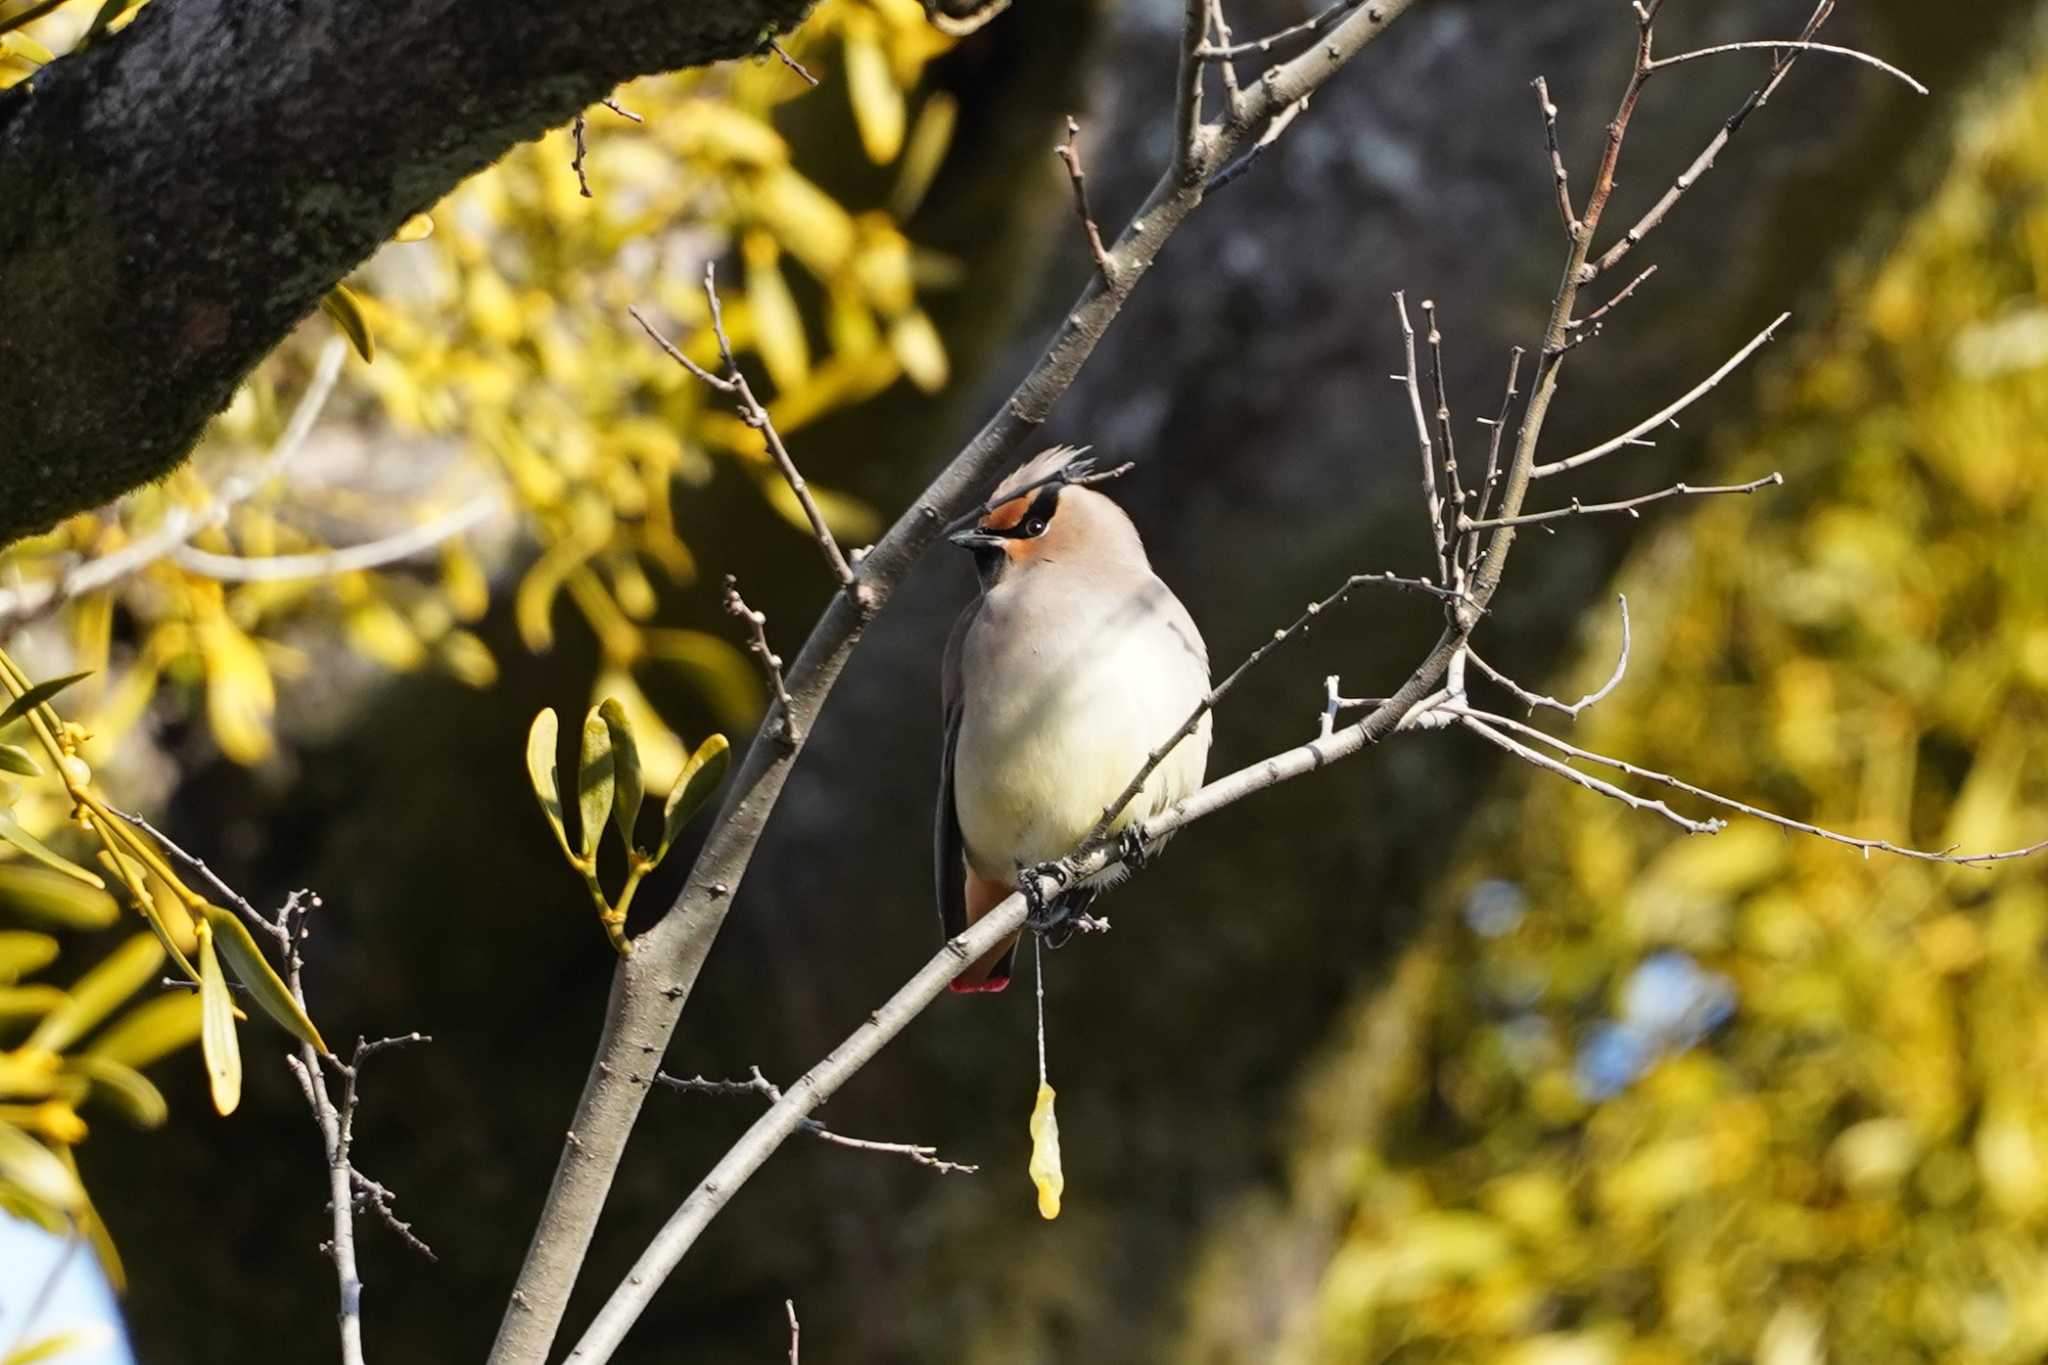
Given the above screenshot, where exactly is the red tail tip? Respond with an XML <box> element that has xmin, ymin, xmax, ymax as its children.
<box><xmin>948</xmin><ymin>975</ymin><xmax>1011</xmax><ymax>994</ymax></box>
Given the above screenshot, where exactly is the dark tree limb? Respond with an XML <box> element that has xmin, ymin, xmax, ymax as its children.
<box><xmin>0</xmin><ymin>0</ymin><xmax>816</xmax><ymax>546</ymax></box>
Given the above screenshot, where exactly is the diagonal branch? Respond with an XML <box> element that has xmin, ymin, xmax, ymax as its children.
<box><xmin>1530</xmin><ymin>314</ymin><xmax>1790</xmax><ymax>480</ymax></box>
<box><xmin>629</xmin><ymin>264</ymin><xmax>857</xmax><ymax>588</ymax></box>
<box><xmin>1459</xmin><ymin>471</ymin><xmax>1782</xmax><ymax>532</ymax></box>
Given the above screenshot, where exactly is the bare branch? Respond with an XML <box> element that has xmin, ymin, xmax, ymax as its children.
<box><xmin>653</xmin><ymin>1069</ymin><xmax>977</xmax><ymax>1175</ymax></box>
<box><xmin>1084</xmin><ymin>569</ymin><xmax>1464</xmax><ymax>849</ymax></box>
<box><xmin>787</xmin><ymin>1300</ymin><xmax>799</xmax><ymax>1365</ymax></box>
<box><xmin>1452</xmin><ymin>704</ymin><xmax>2048</xmax><ymax>866</ymax></box>
<box><xmin>1393</xmin><ymin>293</ymin><xmax>1451</xmax><ymax>583</ymax></box>
<box><xmin>1421</xmin><ymin>300</ymin><xmax>1467</xmax><ymax>576</ymax></box>
<box><xmin>571</xmin><ymin>113</ymin><xmax>593</xmax><ymax>199</ymax></box>
<box><xmin>1531</xmin><ymin>314</ymin><xmax>1790</xmax><ymax>479</ymax></box>
<box><xmin>1196</xmin><ymin>0</ymin><xmax>1361</xmax><ymax>60</ymax></box>
<box><xmin>1534</xmin><ymin>77</ymin><xmax>1576</xmax><ymax>231</ymax></box>
<box><xmin>723</xmin><ymin>577</ymin><xmax>796</xmax><ymax>747</ymax></box>
<box><xmin>767</xmin><ymin>40</ymin><xmax>819</xmax><ymax>87</ymax></box>
<box><xmin>1469</xmin><ymin>595</ymin><xmax>1631</xmax><ymax>721</ymax></box>
<box><xmin>1465</xmin><ymin>346</ymin><xmax>1525</xmax><ymax>551</ymax></box>
<box><xmin>1456</xmin><ymin>710</ymin><xmax>1726</xmax><ymax>835</ymax></box>
<box><xmin>1461</xmin><ymin>471</ymin><xmax>1782</xmax><ymax>532</ymax></box>
<box><xmin>1054</xmin><ymin>117</ymin><xmax>1116</xmax><ymax>286</ymax></box>
<box><xmin>630</xmin><ymin>265</ymin><xmax>857</xmax><ymax>588</ymax></box>
<box><xmin>1593</xmin><ymin>0</ymin><xmax>1834</xmax><ymax>278</ymax></box>
<box><xmin>1649</xmin><ymin>39</ymin><xmax>1925</xmax><ymax>95</ymax></box>
<box><xmin>1568</xmin><ymin>263</ymin><xmax>1657</xmax><ymax>332</ymax></box>
<box><xmin>171</xmin><ymin>493</ymin><xmax>499</xmax><ymax>582</ymax></box>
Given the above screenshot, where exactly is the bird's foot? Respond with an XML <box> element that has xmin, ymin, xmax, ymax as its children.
<box><xmin>1020</xmin><ymin>861</ymin><xmax>1074</xmax><ymax>937</ymax></box>
<box><xmin>1116</xmin><ymin>826</ymin><xmax>1151</xmax><ymax>872</ymax></box>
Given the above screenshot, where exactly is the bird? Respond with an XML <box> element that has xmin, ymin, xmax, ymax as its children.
<box><xmin>935</xmin><ymin>446</ymin><xmax>1212</xmax><ymax>992</ymax></box>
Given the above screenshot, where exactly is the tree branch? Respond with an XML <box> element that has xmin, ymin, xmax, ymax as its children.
<box><xmin>489</xmin><ymin>3</ymin><xmax>1427</xmax><ymax>1360</ymax></box>
<box><xmin>0</xmin><ymin>0</ymin><xmax>818</xmax><ymax>546</ymax></box>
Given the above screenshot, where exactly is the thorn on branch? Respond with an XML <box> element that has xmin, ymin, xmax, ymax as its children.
<box><xmin>724</xmin><ymin>577</ymin><xmax>797</xmax><ymax>748</ymax></box>
<box><xmin>1054</xmin><ymin>117</ymin><xmax>1116</xmax><ymax>287</ymax></box>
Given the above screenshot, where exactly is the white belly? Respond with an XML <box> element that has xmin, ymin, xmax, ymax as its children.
<box><xmin>953</xmin><ymin>582</ymin><xmax>1210</xmax><ymax>877</ymax></box>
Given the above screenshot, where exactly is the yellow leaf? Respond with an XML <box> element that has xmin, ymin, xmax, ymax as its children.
<box><xmin>28</xmin><ymin>933</ymin><xmax>164</xmax><ymax>1053</ymax></box>
<box><xmin>656</xmin><ymin>733</ymin><xmax>729</xmax><ymax>865</ymax></box>
<box><xmin>889</xmin><ymin>310</ymin><xmax>948</xmax><ymax>392</ymax></box>
<box><xmin>198</xmin><ymin>614</ymin><xmax>276</xmax><ymax>765</ymax></box>
<box><xmin>197</xmin><ymin>921</ymin><xmax>242</xmax><ymax>1117</ymax></box>
<box><xmin>892</xmin><ymin>92</ymin><xmax>958</xmax><ymax>218</ymax></box>
<box><xmin>200</xmin><ymin>903</ymin><xmax>326</xmax><ymax>1054</ymax></box>
<box><xmin>84</xmin><ymin>992</ymin><xmax>203</xmax><ymax>1071</ymax></box>
<box><xmin>0</xmin><ymin>1121</ymin><xmax>82</xmax><ymax>1216</ymax></box>
<box><xmin>743</xmin><ymin>232</ymin><xmax>812</xmax><ymax>393</ymax></box>
<box><xmin>393</xmin><ymin>213</ymin><xmax>435</xmax><ymax>243</ymax></box>
<box><xmin>1028</xmin><ymin>1081</ymin><xmax>1063</xmax><ymax>1219</ymax></box>
<box><xmin>843</xmin><ymin>22</ymin><xmax>906</xmax><ymax>163</ymax></box>
<box><xmin>577</xmin><ymin>707</ymin><xmax>615</xmax><ymax>863</ymax></box>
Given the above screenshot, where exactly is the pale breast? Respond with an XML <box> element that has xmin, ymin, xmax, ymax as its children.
<box><xmin>953</xmin><ymin>572</ymin><xmax>1210</xmax><ymax>876</ymax></box>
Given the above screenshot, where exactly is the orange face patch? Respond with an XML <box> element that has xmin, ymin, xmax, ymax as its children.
<box><xmin>981</xmin><ymin>494</ymin><xmax>1032</xmax><ymax>534</ymax></box>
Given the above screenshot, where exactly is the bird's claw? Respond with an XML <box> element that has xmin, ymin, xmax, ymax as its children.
<box><xmin>1020</xmin><ymin>861</ymin><xmax>1074</xmax><ymax>937</ymax></box>
<box><xmin>1116</xmin><ymin>826</ymin><xmax>1150</xmax><ymax>871</ymax></box>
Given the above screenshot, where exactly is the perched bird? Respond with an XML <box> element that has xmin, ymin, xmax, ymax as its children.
<box><xmin>935</xmin><ymin>447</ymin><xmax>1212</xmax><ymax>992</ymax></box>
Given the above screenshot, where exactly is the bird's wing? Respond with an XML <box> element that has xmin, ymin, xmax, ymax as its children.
<box><xmin>935</xmin><ymin>600</ymin><xmax>974</xmax><ymax>943</ymax></box>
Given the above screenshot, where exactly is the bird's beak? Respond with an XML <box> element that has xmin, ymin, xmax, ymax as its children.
<box><xmin>948</xmin><ymin>526</ymin><xmax>1004</xmax><ymax>551</ymax></box>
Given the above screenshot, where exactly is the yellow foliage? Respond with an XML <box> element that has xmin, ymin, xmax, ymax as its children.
<box><xmin>1303</xmin><ymin>59</ymin><xmax>2048</xmax><ymax>1365</ymax></box>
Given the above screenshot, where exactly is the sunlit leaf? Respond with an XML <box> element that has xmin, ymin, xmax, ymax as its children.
<box><xmin>644</xmin><ymin>629</ymin><xmax>763</xmax><ymax>733</ymax></box>
<box><xmin>0</xmin><ymin>985</ymin><xmax>67</xmax><ymax>1021</ymax></box>
<box><xmin>888</xmin><ymin>310</ymin><xmax>948</xmax><ymax>392</ymax></box>
<box><xmin>200</xmin><ymin>903</ymin><xmax>326</xmax><ymax>1054</ymax></box>
<box><xmin>83</xmin><ymin>992</ymin><xmax>203</xmax><ymax>1071</ymax></box>
<box><xmin>526</xmin><ymin>709</ymin><xmax>574</xmax><ymax>862</ymax></box>
<box><xmin>69</xmin><ymin>1054</ymin><xmax>168</xmax><ymax>1129</ymax></box>
<box><xmin>598</xmin><ymin>698</ymin><xmax>645</xmax><ymax>857</ymax></box>
<box><xmin>393</xmin><ymin>213</ymin><xmax>435</xmax><ymax>243</ymax></box>
<box><xmin>0</xmin><ymin>742</ymin><xmax>40</xmax><ymax>777</ymax></box>
<box><xmin>28</xmin><ymin>934</ymin><xmax>164</xmax><ymax>1053</ymax></box>
<box><xmin>0</xmin><ymin>931</ymin><xmax>59</xmax><ymax>984</ymax></box>
<box><xmin>1029</xmin><ymin>1081</ymin><xmax>1063</xmax><ymax>1220</ymax></box>
<box><xmin>892</xmin><ymin>92</ymin><xmax>958</xmax><ymax>218</ymax></box>
<box><xmin>0</xmin><ymin>1120</ymin><xmax>83</xmax><ymax>1215</ymax></box>
<box><xmin>0</xmin><ymin>863</ymin><xmax>119</xmax><ymax>928</ymax></box>
<box><xmin>576</xmin><ymin>707</ymin><xmax>615</xmax><ymax>863</ymax></box>
<box><xmin>197</xmin><ymin>922</ymin><xmax>241</xmax><ymax>1117</ymax></box>
<box><xmin>0</xmin><ymin>671</ymin><xmax>90</xmax><ymax>730</ymax></box>
<box><xmin>321</xmin><ymin>283</ymin><xmax>376</xmax><ymax>363</ymax></box>
<box><xmin>843</xmin><ymin>21</ymin><xmax>906</xmax><ymax>163</ymax></box>
<box><xmin>655</xmin><ymin>734</ymin><xmax>730</xmax><ymax>865</ymax></box>
<box><xmin>743</xmin><ymin>231</ymin><xmax>811</xmax><ymax>393</ymax></box>
<box><xmin>0</xmin><ymin>816</ymin><xmax>106</xmax><ymax>891</ymax></box>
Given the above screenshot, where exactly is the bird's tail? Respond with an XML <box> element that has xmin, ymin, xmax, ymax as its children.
<box><xmin>948</xmin><ymin>882</ymin><xmax>1099</xmax><ymax>994</ymax></box>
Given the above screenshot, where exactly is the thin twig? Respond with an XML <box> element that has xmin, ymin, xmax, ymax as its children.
<box><xmin>1531</xmin><ymin>314</ymin><xmax>1789</xmax><ymax>479</ymax></box>
<box><xmin>630</xmin><ymin>265</ymin><xmax>857</xmax><ymax>588</ymax></box>
<box><xmin>1456</xmin><ymin>711</ymin><xmax>1726</xmax><ymax>835</ymax></box>
<box><xmin>1196</xmin><ymin>0</ymin><xmax>1360</xmax><ymax>59</ymax></box>
<box><xmin>1452</xmin><ymin>704</ymin><xmax>2048</xmax><ymax>866</ymax></box>
<box><xmin>768</xmin><ymin>40</ymin><xmax>819</xmax><ymax>87</ymax></box>
<box><xmin>599</xmin><ymin>97</ymin><xmax>642</xmax><ymax>123</ymax></box>
<box><xmin>1535</xmin><ymin>77</ymin><xmax>1576</xmax><ymax>231</ymax></box>
<box><xmin>1649</xmin><ymin>39</ymin><xmax>1925</xmax><ymax>94</ymax></box>
<box><xmin>1469</xmin><ymin>595</ymin><xmax>1631</xmax><ymax>721</ymax></box>
<box><xmin>1055</xmin><ymin>117</ymin><xmax>1115</xmax><ymax>285</ymax></box>
<box><xmin>1567</xmin><ymin>263</ymin><xmax>1657</xmax><ymax>332</ymax></box>
<box><xmin>723</xmin><ymin>577</ymin><xmax>796</xmax><ymax>747</ymax></box>
<box><xmin>1465</xmin><ymin>347</ymin><xmax>1525</xmax><ymax>556</ymax></box>
<box><xmin>1393</xmin><ymin>293</ymin><xmax>1451</xmax><ymax>584</ymax></box>
<box><xmin>787</xmin><ymin>1300</ymin><xmax>800</xmax><ymax>1365</ymax></box>
<box><xmin>571</xmin><ymin>113</ymin><xmax>592</xmax><ymax>199</ymax></box>
<box><xmin>1593</xmin><ymin>0</ymin><xmax>1834</xmax><ymax>279</ymax></box>
<box><xmin>1205</xmin><ymin>0</ymin><xmax>1242</xmax><ymax>112</ymax></box>
<box><xmin>1460</xmin><ymin>471</ymin><xmax>1782</xmax><ymax>532</ymax></box>
<box><xmin>654</xmin><ymin>1069</ymin><xmax>977</xmax><ymax>1175</ymax></box>
<box><xmin>1421</xmin><ymin>300</ymin><xmax>1466</xmax><ymax>579</ymax></box>
<box><xmin>171</xmin><ymin>493</ymin><xmax>499</xmax><ymax>581</ymax></box>
<box><xmin>1083</xmin><ymin>569</ymin><xmax>1465</xmax><ymax>848</ymax></box>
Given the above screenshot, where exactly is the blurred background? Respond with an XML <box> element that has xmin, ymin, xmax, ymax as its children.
<box><xmin>3</xmin><ymin>0</ymin><xmax>2048</xmax><ymax>1360</ymax></box>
